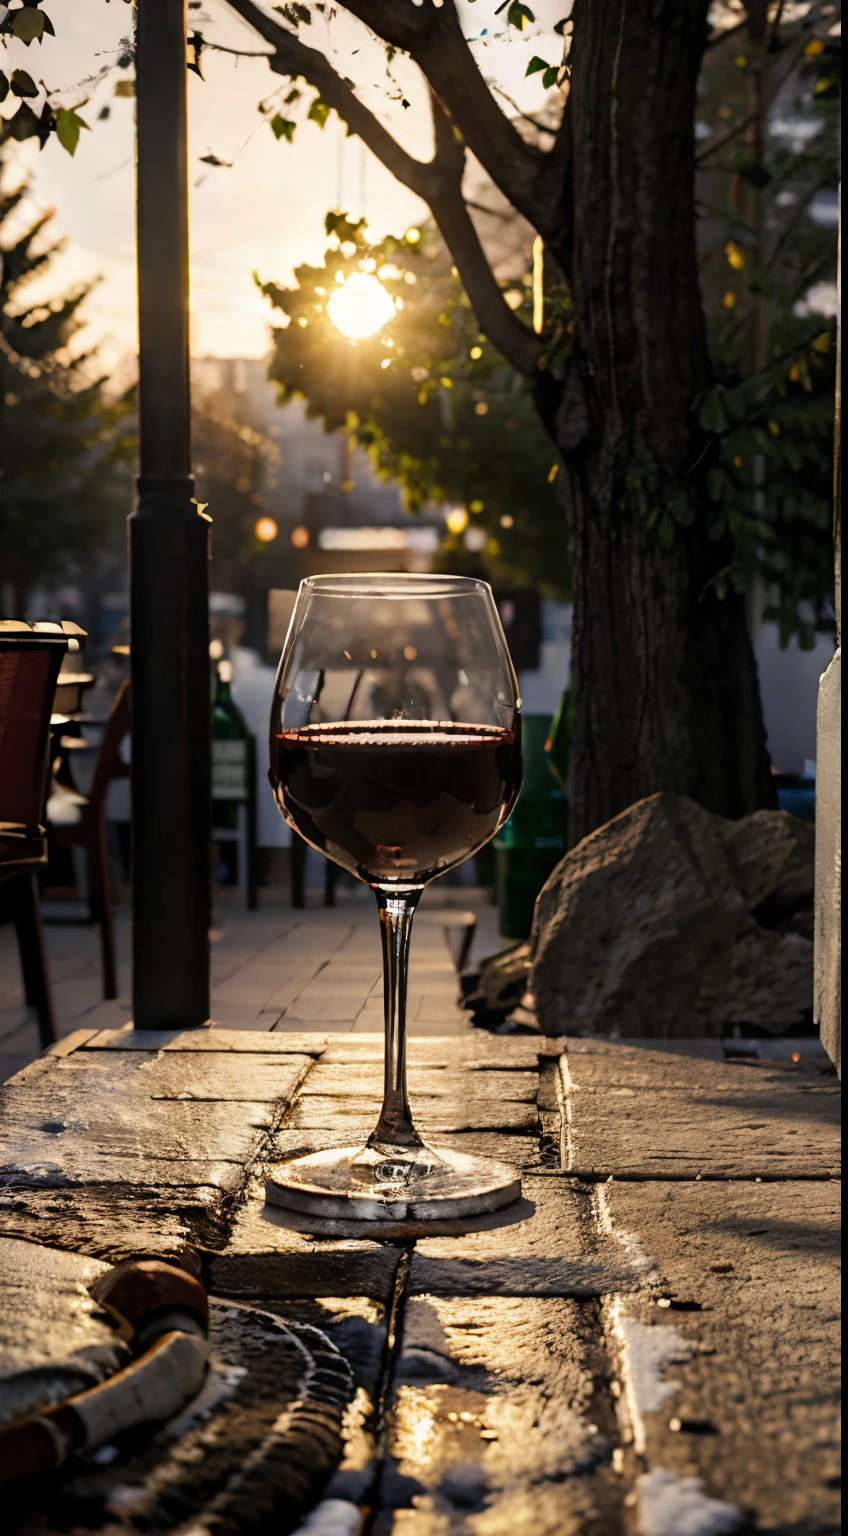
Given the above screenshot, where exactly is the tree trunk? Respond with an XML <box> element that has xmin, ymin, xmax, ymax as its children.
<box><xmin>542</xmin><ymin>0</ymin><xmax>774</xmax><ymax>843</ymax></box>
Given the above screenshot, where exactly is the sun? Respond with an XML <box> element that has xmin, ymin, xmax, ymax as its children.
<box><xmin>327</xmin><ymin>272</ymin><xmax>396</xmax><ymax>340</ymax></box>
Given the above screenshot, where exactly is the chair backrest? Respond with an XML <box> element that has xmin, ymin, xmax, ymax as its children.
<box><xmin>0</xmin><ymin>623</ymin><xmax>72</xmax><ymax>832</ymax></box>
<box><xmin>87</xmin><ymin>680</ymin><xmax>131</xmax><ymax>810</ymax></box>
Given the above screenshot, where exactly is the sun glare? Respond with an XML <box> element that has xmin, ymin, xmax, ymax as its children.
<box><xmin>327</xmin><ymin>272</ymin><xmax>396</xmax><ymax>340</ymax></box>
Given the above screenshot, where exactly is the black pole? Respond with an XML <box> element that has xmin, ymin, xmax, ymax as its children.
<box><xmin>129</xmin><ymin>0</ymin><xmax>210</xmax><ymax>1028</ymax></box>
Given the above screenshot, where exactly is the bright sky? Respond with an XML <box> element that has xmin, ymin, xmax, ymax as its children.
<box><xmin>2</xmin><ymin>0</ymin><xmax>567</xmax><ymax>367</ymax></box>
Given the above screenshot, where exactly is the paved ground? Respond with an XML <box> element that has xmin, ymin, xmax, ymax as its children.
<box><xmin>0</xmin><ymin>888</ymin><xmax>504</xmax><ymax>1084</ymax></box>
<box><xmin>0</xmin><ymin>1028</ymin><xmax>839</xmax><ymax>1533</ymax></box>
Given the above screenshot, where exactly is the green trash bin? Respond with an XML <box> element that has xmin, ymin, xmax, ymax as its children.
<box><xmin>495</xmin><ymin>712</ymin><xmax>566</xmax><ymax>940</ymax></box>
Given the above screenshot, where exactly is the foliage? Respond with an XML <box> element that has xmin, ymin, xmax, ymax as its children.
<box><xmin>22</xmin><ymin>0</ymin><xmax>840</xmax><ymax>651</ymax></box>
<box><xmin>693</xmin><ymin>10</ymin><xmax>840</xmax><ymax>644</ymax></box>
<box><xmin>0</xmin><ymin>165</ymin><xmax>134</xmax><ymax>613</ymax></box>
<box><xmin>257</xmin><ymin>214</ymin><xmax>568</xmax><ymax>597</ymax></box>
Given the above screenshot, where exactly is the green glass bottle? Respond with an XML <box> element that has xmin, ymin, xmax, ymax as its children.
<box><xmin>494</xmin><ymin>712</ymin><xmax>567</xmax><ymax>940</ymax></box>
<box><xmin>211</xmin><ymin>660</ymin><xmax>248</xmax><ymax>741</ymax></box>
<box><xmin>212</xmin><ymin>661</ymin><xmax>248</xmax><ymax>839</ymax></box>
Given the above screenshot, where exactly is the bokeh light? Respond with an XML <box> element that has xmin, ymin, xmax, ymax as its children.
<box><xmin>290</xmin><ymin>525</ymin><xmax>310</xmax><ymax>549</ymax></box>
<box><xmin>254</xmin><ymin>516</ymin><xmax>279</xmax><ymax>542</ymax></box>
<box><xmin>446</xmin><ymin>507</ymin><xmax>469</xmax><ymax>535</ymax></box>
<box><xmin>327</xmin><ymin>272</ymin><xmax>396</xmax><ymax>340</ymax></box>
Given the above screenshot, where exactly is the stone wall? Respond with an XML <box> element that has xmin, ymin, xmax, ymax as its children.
<box><xmin>814</xmin><ymin>191</ymin><xmax>841</xmax><ymax>1076</ymax></box>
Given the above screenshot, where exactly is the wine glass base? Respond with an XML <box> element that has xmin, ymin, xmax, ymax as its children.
<box><xmin>264</xmin><ymin>1142</ymin><xmax>521</xmax><ymax>1222</ymax></box>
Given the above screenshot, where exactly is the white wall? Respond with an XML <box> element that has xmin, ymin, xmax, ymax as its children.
<box><xmin>756</xmin><ymin>623</ymin><xmax>837</xmax><ymax>774</ymax></box>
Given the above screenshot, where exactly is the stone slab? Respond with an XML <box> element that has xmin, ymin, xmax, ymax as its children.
<box><xmin>287</xmin><ymin>1096</ymin><xmax>538</xmax><ymax>1134</ymax></box>
<box><xmin>269</xmin><ymin>1127</ymin><xmax>552</xmax><ymax>1176</ymax></box>
<box><xmin>601</xmin><ymin>1179</ymin><xmax>841</xmax><ymax>1532</ymax></box>
<box><xmin>563</xmin><ymin>1041</ymin><xmax>837</xmax><ymax>1090</ymax></box>
<box><xmin>0</xmin><ymin>1082</ymin><xmax>280</xmax><ymax>1172</ymax></box>
<box><xmin>0</xmin><ymin>1153</ymin><xmax>244</xmax><ymax>1192</ymax></box>
<box><xmin>0</xmin><ymin>1181</ymin><xmax>228</xmax><ymax>1260</ymax></box>
<box><xmin>0</xmin><ymin>1235</ymin><xmax>111</xmax><ymax>1382</ymax></box>
<box><xmin>409</xmin><ymin>1176</ymin><xmax>636</xmax><ymax>1298</ymax></box>
<box><xmin>301</xmin><ymin>1064</ymin><xmax>540</xmax><ymax>1102</ymax></box>
<box><xmin>45</xmin><ymin>1028</ymin><xmax>100</xmax><ymax>1057</ymax></box>
<box><xmin>211</xmin><ymin>1184</ymin><xmax>405</xmax><ymax>1303</ymax></box>
<box><xmin>45</xmin><ymin>1049</ymin><xmax>312</xmax><ymax>1103</ymax></box>
<box><xmin>320</xmin><ymin>1035</ymin><xmax>561</xmax><ymax>1070</ymax></box>
<box><xmin>379</xmin><ymin>1295</ymin><xmax>619</xmax><ymax>1534</ymax></box>
<box><xmin>566</xmin><ymin>1082</ymin><xmax>840</xmax><ymax>1180</ymax></box>
<box><xmin>81</xmin><ymin>1025</ymin><xmax>326</xmax><ymax>1054</ymax></box>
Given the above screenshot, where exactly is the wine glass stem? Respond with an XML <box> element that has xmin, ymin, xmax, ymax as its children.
<box><xmin>369</xmin><ymin>888</ymin><xmax>424</xmax><ymax>1150</ymax></box>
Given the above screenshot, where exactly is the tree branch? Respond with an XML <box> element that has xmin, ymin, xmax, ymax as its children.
<box><xmin>426</xmin><ymin>92</ymin><xmax>540</xmax><ymax>377</ymax></box>
<box><xmin>341</xmin><ymin>0</ymin><xmax>563</xmax><ymax>243</ymax></box>
<box><xmin>223</xmin><ymin>0</ymin><xmax>541</xmax><ymax>376</ymax></box>
<box><xmin>225</xmin><ymin>0</ymin><xmax>441</xmax><ymax>201</ymax></box>
<box><xmin>323</xmin><ymin>0</ymin><xmax>432</xmax><ymax>51</ymax></box>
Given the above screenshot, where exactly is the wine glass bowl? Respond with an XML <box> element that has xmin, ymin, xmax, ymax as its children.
<box><xmin>265</xmin><ymin>573</ymin><xmax>523</xmax><ymax>1219</ymax></box>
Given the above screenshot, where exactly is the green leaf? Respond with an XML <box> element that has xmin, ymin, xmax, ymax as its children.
<box><xmin>8</xmin><ymin>101</ymin><xmax>41</xmax><ymax>141</ymax></box>
<box><xmin>507</xmin><ymin>2</ymin><xmax>535</xmax><ymax>29</ymax></box>
<box><xmin>697</xmin><ymin>386</ymin><xmax>730</xmax><ymax>434</ymax></box>
<box><xmin>542</xmin><ymin>67</ymin><xmax>559</xmax><ymax>89</ymax></box>
<box><xmin>55</xmin><ymin>107</ymin><xmax>90</xmax><ymax>157</ymax></box>
<box><xmin>669</xmin><ymin>490</ymin><xmax>695</xmax><ymax>526</ymax></box>
<box><xmin>284</xmin><ymin>87</ymin><xmax>302</xmax><ymax>105</ymax></box>
<box><xmin>114</xmin><ymin>79</ymin><xmax>135</xmax><ymax>98</ymax></box>
<box><xmin>11</xmin><ymin>69</ymin><xmax>38</xmax><ymax>99</ymax></box>
<box><xmin>525</xmin><ymin>56</ymin><xmax>549</xmax><ymax>77</ymax></box>
<box><xmin>270</xmin><ymin>114</ymin><xmax>296</xmax><ymax>141</ymax></box>
<box><xmin>274</xmin><ymin>2</ymin><xmax>311</xmax><ymax>24</ymax></box>
<box><xmin>307</xmin><ymin>98</ymin><xmax>330</xmax><ymax>128</ymax></box>
<box><xmin>11</xmin><ymin>8</ymin><xmax>46</xmax><ymax>44</ymax></box>
<box><xmin>0</xmin><ymin>72</ymin><xmax>9</xmax><ymax>106</ymax></box>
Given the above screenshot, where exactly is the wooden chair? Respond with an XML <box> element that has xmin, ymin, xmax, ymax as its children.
<box><xmin>0</xmin><ymin>621</ymin><xmax>83</xmax><ymax>1047</ymax></box>
<box><xmin>47</xmin><ymin>681</ymin><xmax>130</xmax><ymax>1000</ymax></box>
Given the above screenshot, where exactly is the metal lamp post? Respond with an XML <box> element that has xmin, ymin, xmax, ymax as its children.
<box><xmin>129</xmin><ymin>0</ymin><xmax>211</xmax><ymax>1029</ymax></box>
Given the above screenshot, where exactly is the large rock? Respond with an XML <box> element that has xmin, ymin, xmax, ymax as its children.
<box><xmin>531</xmin><ymin>793</ymin><xmax>815</xmax><ymax>1038</ymax></box>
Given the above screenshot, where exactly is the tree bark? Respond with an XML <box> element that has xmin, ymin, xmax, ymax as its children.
<box><xmin>543</xmin><ymin>0</ymin><xmax>773</xmax><ymax>842</ymax></box>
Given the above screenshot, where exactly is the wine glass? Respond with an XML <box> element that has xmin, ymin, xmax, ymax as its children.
<box><xmin>265</xmin><ymin>573</ymin><xmax>522</xmax><ymax>1219</ymax></box>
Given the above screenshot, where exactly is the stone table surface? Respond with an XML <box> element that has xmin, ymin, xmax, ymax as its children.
<box><xmin>0</xmin><ymin>1026</ymin><xmax>840</xmax><ymax>1535</ymax></box>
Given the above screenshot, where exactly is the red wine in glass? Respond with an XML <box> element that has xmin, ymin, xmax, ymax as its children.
<box><xmin>265</xmin><ymin>573</ymin><xmax>523</xmax><ymax>1220</ymax></box>
<box><xmin>272</xmin><ymin>719</ymin><xmax>521</xmax><ymax>886</ymax></box>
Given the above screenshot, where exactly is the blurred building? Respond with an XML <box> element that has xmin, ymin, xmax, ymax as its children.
<box><xmin>191</xmin><ymin>356</ymin><xmax>428</xmax><ymax>537</ymax></box>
